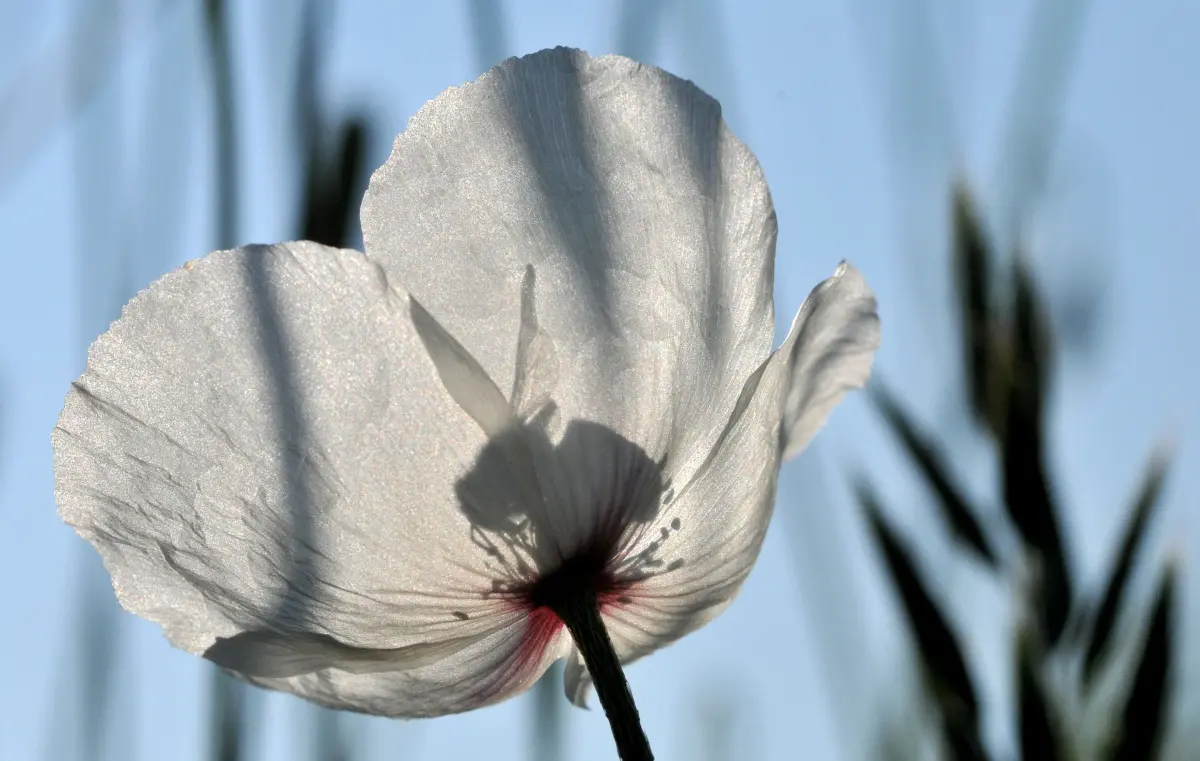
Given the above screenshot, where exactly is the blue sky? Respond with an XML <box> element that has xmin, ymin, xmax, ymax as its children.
<box><xmin>1</xmin><ymin>1</ymin><xmax>1198</xmax><ymax>760</ymax></box>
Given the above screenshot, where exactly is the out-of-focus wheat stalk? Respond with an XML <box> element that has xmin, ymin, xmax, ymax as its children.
<box><xmin>856</xmin><ymin>181</ymin><xmax>1179</xmax><ymax>761</ymax></box>
<box><xmin>202</xmin><ymin>2</ymin><xmax>253</xmax><ymax>757</ymax></box>
<box><xmin>44</xmin><ymin>2</ymin><xmax>128</xmax><ymax>759</ymax></box>
<box><xmin>829</xmin><ymin>4</ymin><xmax>1169</xmax><ymax>759</ymax></box>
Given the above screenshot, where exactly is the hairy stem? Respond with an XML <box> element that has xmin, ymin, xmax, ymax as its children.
<box><xmin>553</xmin><ymin>590</ymin><xmax>653</xmax><ymax>761</ymax></box>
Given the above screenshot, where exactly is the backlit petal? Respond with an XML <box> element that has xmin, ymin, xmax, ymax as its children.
<box><xmin>52</xmin><ymin>242</ymin><xmax>542</xmax><ymax>715</ymax></box>
<box><xmin>563</xmin><ymin>646</ymin><xmax>591</xmax><ymax>707</ymax></box>
<box><xmin>244</xmin><ymin>618</ymin><xmax>571</xmax><ymax>718</ymax></box>
<box><xmin>593</xmin><ymin>356</ymin><xmax>780</xmax><ymax>683</ymax></box>
<box><xmin>584</xmin><ymin>263</ymin><xmax>878</xmax><ymax>684</ymax></box>
<box><xmin>778</xmin><ymin>261</ymin><xmax>880</xmax><ymax>460</ymax></box>
<box><xmin>204</xmin><ymin>628</ymin><xmax>496</xmax><ymax>678</ymax></box>
<box><xmin>361</xmin><ymin>48</ymin><xmax>778</xmax><ymax>490</ymax></box>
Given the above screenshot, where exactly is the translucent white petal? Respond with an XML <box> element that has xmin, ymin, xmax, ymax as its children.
<box><xmin>778</xmin><ymin>261</ymin><xmax>880</xmax><ymax>460</ymax></box>
<box><xmin>52</xmin><ymin>242</ymin><xmax>546</xmax><ymax>714</ymax></box>
<box><xmin>204</xmin><ymin>628</ymin><xmax>496</xmax><ymax>678</ymax></box>
<box><xmin>360</xmin><ymin>47</ymin><xmax>778</xmax><ymax>488</ymax></box>
<box><xmin>549</xmin><ymin>349</ymin><xmax>777</xmax><ymax>704</ymax></box>
<box><xmin>563</xmin><ymin>646</ymin><xmax>591</xmax><ymax>707</ymax></box>
<box><xmin>244</xmin><ymin>617</ymin><xmax>572</xmax><ymax>717</ymax></box>
<box><xmin>589</xmin><ymin>263</ymin><xmax>878</xmax><ymax>674</ymax></box>
<box><xmin>596</xmin><ymin>357</ymin><xmax>780</xmax><ymax>675</ymax></box>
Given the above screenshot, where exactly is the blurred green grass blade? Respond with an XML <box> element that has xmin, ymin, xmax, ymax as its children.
<box><xmin>0</xmin><ymin>368</ymin><xmax>6</xmax><ymax>479</ymax></box>
<box><xmin>675</xmin><ymin>0</ymin><xmax>740</xmax><ymax>119</ymax></box>
<box><xmin>615</xmin><ymin>0</ymin><xmax>667</xmax><ymax>60</ymax></box>
<box><xmin>696</xmin><ymin>690</ymin><xmax>738</xmax><ymax>761</ymax></box>
<box><xmin>531</xmin><ymin>663</ymin><xmax>564</xmax><ymax>761</ymax></box>
<box><xmin>289</xmin><ymin>1</ymin><xmax>372</xmax><ymax>250</ymax></box>
<box><xmin>210</xmin><ymin>669</ymin><xmax>249</xmax><ymax>761</ymax></box>
<box><xmin>1083</xmin><ymin>446</ymin><xmax>1171</xmax><ymax>686</ymax></box>
<box><xmin>951</xmin><ymin>182</ymin><xmax>1000</xmax><ymax>434</ymax></box>
<box><xmin>64</xmin><ymin>1</ymin><xmax>127</xmax><ymax>759</ymax></box>
<box><xmin>782</xmin><ymin>455</ymin><xmax>874</xmax><ymax>761</ymax></box>
<box><xmin>1016</xmin><ymin>629</ymin><xmax>1064</xmax><ymax>761</ymax></box>
<box><xmin>1001</xmin><ymin>259</ymin><xmax>1072</xmax><ymax>647</ymax></box>
<box><xmin>1010</xmin><ymin>257</ymin><xmax>1053</xmax><ymax>396</ymax></box>
<box><xmin>1108</xmin><ymin>563</ymin><xmax>1176</xmax><ymax>761</ymax></box>
<box><xmin>856</xmin><ymin>479</ymin><xmax>981</xmax><ymax>736</ymax></box>
<box><xmin>871</xmin><ymin>381</ymin><xmax>997</xmax><ymax>567</ymax></box>
<box><xmin>0</xmin><ymin>3</ymin><xmax>118</xmax><ymax>196</ymax></box>
<box><xmin>851</xmin><ymin>0</ymin><xmax>958</xmax><ymax>352</ymax></box>
<box><xmin>134</xmin><ymin>0</ymin><xmax>194</xmax><ymax>287</ymax></box>
<box><xmin>995</xmin><ymin>0</ymin><xmax>1090</xmax><ymax>238</ymax></box>
<box><xmin>301</xmin><ymin>119</ymin><xmax>368</xmax><ymax>247</ymax></box>
<box><xmin>943</xmin><ymin>719</ymin><xmax>991</xmax><ymax>761</ymax></box>
<box><xmin>204</xmin><ymin>0</ymin><xmax>237</xmax><ymax>249</ymax></box>
<box><xmin>79</xmin><ymin>577</ymin><xmax>121</xmax><ymax>761</ymax></box>
<box><xmin>203</xmin><ymin>3</ymin><xmax>250</xmax><ymax>758</ymax></box>
<box><xmin>313</xmin><ymin>707</ymin><xmax>352</xmax><ymax>761</ymax></box>
<box><xmin>73</xmin><ymin>0</ymin><xmax>126</xmax><ymax>346</ymax></box>
<box><xmin>466</xmin><ymin>0</ymin><xmax>509</xmax><ymax>73</ymax></box>
<box><xmin>294</xmin><ymin>0</ymin><xmax>321</xmax><ymax>150</ymax></box>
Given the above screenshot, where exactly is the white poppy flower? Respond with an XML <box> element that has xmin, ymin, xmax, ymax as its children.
<box><xmin>53</xmin><ymin>47</ymin><xmax>879</xmax><ymax>756</ymax></box>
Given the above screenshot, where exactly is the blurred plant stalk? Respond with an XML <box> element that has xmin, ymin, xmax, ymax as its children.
<box><xmin>856</xmin><ymin>179</ymin><xmax>1180</xmax><ymax>761</ymax></box>
<box><xmin>532</xmin><ymin>663</ymin><xmax>565</xmax><ymax>761</ymax></box>
<box><xmin>202</xmin><ymin>2</ymin><xmax>253</xmax><ymax>758</ymax></box>
<box><xmin>202</xmin><ymin>0</ymin><xmax>379</xmax><ymax>758</ymax></box>
<box><xmin>47</xmin><ymin>1</ymin><xmax>127</xmax><ymax>760</ymax></box>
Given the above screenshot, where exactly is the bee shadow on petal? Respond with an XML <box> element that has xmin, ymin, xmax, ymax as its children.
<box><xmin>454</xmin><ymin>414</ymin><xmax>676</xmax><ymax>597</ymax></box>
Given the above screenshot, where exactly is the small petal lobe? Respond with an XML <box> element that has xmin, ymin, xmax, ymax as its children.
<box><xmin>563</xmin><ymin>647</ymin><xmax>593</xmax><ymax>708</ymax></box>
<box><xmin>779</xmin><ymin>261</ymin><xmax>880</xmax><ymax>460</ymax></box>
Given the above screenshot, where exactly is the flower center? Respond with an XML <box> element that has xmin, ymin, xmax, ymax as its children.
<box><xmin>524</xmin><ymin>544</ymin><xmax>628</xmax><ymax>616</ymax></box>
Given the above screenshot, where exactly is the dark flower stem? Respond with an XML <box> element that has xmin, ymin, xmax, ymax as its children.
<box><xmin>553</xmin><ymin>590</ymin><xmax>654</xmax><ymax>761</ymax></box>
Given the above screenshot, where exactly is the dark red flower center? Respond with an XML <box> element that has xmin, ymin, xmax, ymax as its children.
<box><xmin>526</xmin><ymin>545</ymin><xmax>623</xmax><ymax>610</ymax></box>
<box><xmin>503</xmin><ymin>534</ymin><xmax>637</xmax><ymax>681</ymax></box>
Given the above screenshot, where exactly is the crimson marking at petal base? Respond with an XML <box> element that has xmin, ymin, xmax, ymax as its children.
<box><xmin>510</xmin><ymin>545</ymin><xmax>637</xmax><ymax>672</ymax></box>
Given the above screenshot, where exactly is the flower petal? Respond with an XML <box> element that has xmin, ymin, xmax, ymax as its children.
<box><xmin>563</xmin><ymin>646</ymin><xmax>591</xmax><ymax>707</ymax></box>
<box><xmin>587</xmin><ymin>263</ymin><xmax>878</xmax><ymax>682</ymax></box>
<box><xmin>778</xmin><ymin>261</ymin><xmax>880</xmax><ymax>460</ymax></box>
<box><xmin>360</xmin><ymin>47</ymin><xmax>778</xmax><ymax>484</ymax></box>
<box><xmin>244</xmin><ymin>618</ymin><xmax>571</xmax><ymax>718</ymax></box>
<box><xmin>594</xmin><ymin>357</ymin><xmax>779</xmax><ymax>683</ymax></box>
<box><xmin>203</xmin><ymin>628</ymin><xmax>496</xmax><ymax>678</ymax></box>
<box><xmin>52</xmin><ymin>241</ymin><xmax>543</xmax><ymax>714</ymax></box>
<box><xmin>551</xmin><ymin>352</ymin><xmax>777</xmax><ymax>706</ymax></box>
